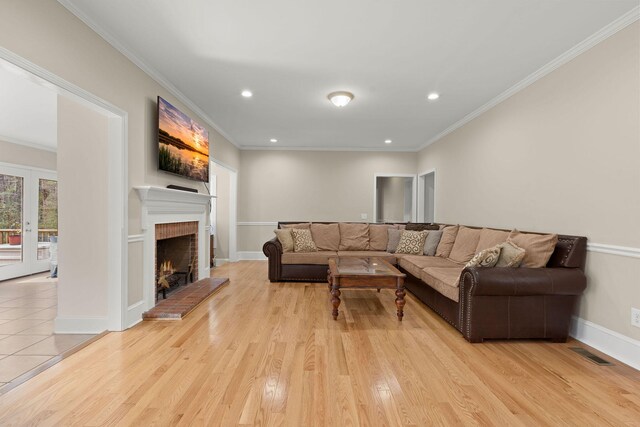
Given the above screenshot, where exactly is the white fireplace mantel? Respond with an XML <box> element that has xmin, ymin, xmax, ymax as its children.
<box><xmin>134</xmin><ymin>185</ymin><xmax>213</xmax><ymax>318</ymax></box>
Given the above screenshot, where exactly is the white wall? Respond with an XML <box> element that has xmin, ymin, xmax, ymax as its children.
<box><xmin>55</xmin><ymin>95</ymin><xmax>109</xmax><ymax>329</ymax></box>
<box><xmin>417</xmin><ymin>22</ymin><xmax>640</xmax><ymax>341</ymax></box>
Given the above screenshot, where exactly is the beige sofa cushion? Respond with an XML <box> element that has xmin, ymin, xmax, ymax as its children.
<box><xmin>281</xmin><ymin>222</ymin><xmax>311</xmax><ymax>229</ymax></box>
<box><xmin>395</xmin><ymin>230</ymin><xmax>428</xmax><ymax>255</ymax></box>
<box><xmin>292</xmin><ymin>229</ymin><xmax>317</xmax><ymax>252</ymax></box>
<box><xmin>508</xmin><ymin>230</ymin><xmax>558</xmax><ymax>268</ymax></box>
<box><xmin>398</xmin><ymin>255</ymin><xmax>460</xmax><ymax>280</ymax></box>
<box><xmin>476</xmin><ymin>228</ymin><xmax>510</xmax><ymax>252</ymax></box>
<box><xmin>339</xmin><ymin>223</ymin><xmax>370</xmax><ymax>250</ymax></box>
<box><xmin>420</xmin><ymin>267</ymin><xmax>464</xmax><ymax>302</ymax></box>
<box><xmin>274</xmin><ymin>229</ymin><xmax>294</xmax><ymax>253</ymax></box>
<box><xmin>495</xmin><ymin>241</ymin><xmax>526</xmax><ymax>267</ymax></box>
<box><xmin>337</xmin><ymin>251</ymin><xmax>396</xmax><ymax>264</ymax></box>
<box><xmin>282</xmin><ymin>251</ymin><xmax>337</xmax><ymax>265</ymax></box>
<box><xmin>310</xmin><ymin>223</ymin><xmax>340</xmax><ymax>251</ymax></box>
<box><xmin>435</xmin><ymin>225</ymin><xmax>459</xmax><ymax>258</ymax></box>
<box><xmin>369</xmin><ymin>224</ymin><xmax>392</xmax><ymax>251</ymax></box>
<box><xmin>448</xmin><ymin>226</ymin><xmax>481</xmax><ymax>263</ymax></box>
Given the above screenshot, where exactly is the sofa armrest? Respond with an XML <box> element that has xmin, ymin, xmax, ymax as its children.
<box><xmin>460</xmin><ymin>267</ymin><xmax>587</xmax><ymax>297</ymax></box>
<box><xmin>263</xmin><ymin>237</ymin><xmax>282</xmax><ymax>282</ymax></box>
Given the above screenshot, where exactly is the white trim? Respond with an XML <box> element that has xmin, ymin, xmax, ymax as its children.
<box><xmin>0</xmin><ymin>161</ymin><xmax>55</xmax><ymax>175</ymax></box>
<box><xmin>373</xmin><ymin>173</ymin><xmax>417</xmax><ymax>223</ymax></box>
<box><xmin>237</xmin><ymin>251</ymin><xmax>267</xmax><ymax>261</ymax></box>
<box><xmin>237</xmin><ymin>222</ymin><xmax>278</xmax><ymax>227</ymax></box>
<box><xmin>0</xmin><ymin>48</ymin><xmax>128</xmax><ymax>333</ymax></box>
<box><xmin>54</xmin><ymin>316</ymin><xmax>109</xmax><ymax>334</ymax></box>
<box><xmin>587</xmin><ymin>243</ymin><xmax>640</xmax><ymax>259</ymax></box>
<box><xmin>57</xmin><ymin>0</ymin><xmax>240</xmax><ymax>149</ymax></box>
<box><xmin>211</xmin><ymin>158</ymin><xmax>238</xmax><ymax>173</ymax></box>
<box><xmin>241</xmin><ymin>145</ymin><xmax>416</xmax><ymax>153</ymax></box>
<box><xmin>417</xmin><ymin>169</ymin><xmax>437</xmax><ymax>223</ymax></box>
<box><xmin>125</xmin><ymin>300</ymin><xmax>146</xmax><ymax>328</ymax></box>
<box><xmin>417</xmin><ymin>6</ymin><xmax>640</xmax><ymax>151</ymax></box>
<box><xmin>214</xmin><ymin>258</ymin><xmax>229</xmax><ymax>266</ymax></box>
<box><xmin>0</xmin><ymin>134</ymin><xmax>57</xmax><ymax>153</ymax></box>
<box><xmin>127</xmin><ymin>234</ymin><xmax>145</xmax><ymax>243</ymax></box>
<box><xmin>570</xmin><ymin>316</ymin><xmax>640</xmax><ymax>371</ymax></box>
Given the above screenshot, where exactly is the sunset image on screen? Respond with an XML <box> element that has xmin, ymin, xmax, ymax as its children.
<box><xmin>158</xmin><ymin>97</ymin><xmax>209</xmax><ymax>182</ymax></box>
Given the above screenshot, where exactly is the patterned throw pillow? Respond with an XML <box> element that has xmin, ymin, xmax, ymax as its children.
<box><xmin>395</xmin><ymin>230</ymin><xmax>428</xmax><ymax>255</ymax></box>
<box><xmin>274</xmin><ymin>229</ymin><xmax>294</xmax><ymax>252</ymax></box>
<box><xmin>291</xmin><ymin>229</ymin><xmax>318</xmax><ymax>252</ymax></box>
<box><xmin>465</xmin><ymin>245</ymin><xmax>502</xmax><ymax>268</ymax></box>
<box><xmin>495</xmin><ymin>241</ymin><xmax>526</xmax><ymax>267</ymax></box>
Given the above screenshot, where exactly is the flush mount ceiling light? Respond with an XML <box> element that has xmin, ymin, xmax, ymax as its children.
<box><xmin>241</xmin><ymin>90</ymin><xmax>253</xmax><ymax>98</ymax></box>
<box><xmin>427</xmin><ymin>92</ymin><xmax>440</xmax><ymax>101</ymax></box>
<box><xmin>270</xmin><ymin>138</ymin><xmax>278</xmax><ymax>143</ymax></box>
<box><xmin>328</xmin><ymin>91</ymin><xmax>354</xmax><ymax>107</ymax></box>
<box><xmin>384</xmin><ymin>139</ymin><xmax>392</xmax><ymax>144</ymax></box>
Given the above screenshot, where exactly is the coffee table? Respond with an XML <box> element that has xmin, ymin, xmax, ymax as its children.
<box><xmin>327</xmin><ymin>257</ymin><xmax>407</xmax><ymax>321</ymax></box>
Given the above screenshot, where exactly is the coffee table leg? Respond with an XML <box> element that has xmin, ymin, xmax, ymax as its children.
<box><xmin>395</xmin><ymin>282</ymin><xmax>406</xmax><ymax>321</ymax></box>
<box><xmin>331</xmin><ymin>285</ymin><xmax>341</xmax><ymax>320</ymax></box>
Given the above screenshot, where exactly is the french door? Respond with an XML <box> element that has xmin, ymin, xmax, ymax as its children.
<box><xmin>0</xmin><ymin>164</ymin><xmax>57</xmax><ymax>281</ymax></box>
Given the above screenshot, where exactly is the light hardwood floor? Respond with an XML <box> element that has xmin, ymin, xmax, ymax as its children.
<box><xmin>0</xmin><ymin>261</ymin><xmax>638</xmax><ymax>426</ymax></box>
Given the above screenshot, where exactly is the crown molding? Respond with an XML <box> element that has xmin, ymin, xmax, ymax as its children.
<box><xmin>57</xmin><ymin>0</ymin><xmax>240</xmax><ymax>149</ymax></box>
<box><xmin>416</xmin><ymin>5</ymin><xmax>640</xmax><ymax>152</ymax></box>
<box><xmin>240</xmin><ymin>144</ymin><xmax>416</xmax><ymax>153</ymax></box>
<box><xmin>0</xmin><ymin>133</ymin><xmax>57</xmax><ymax>153</ymax></box>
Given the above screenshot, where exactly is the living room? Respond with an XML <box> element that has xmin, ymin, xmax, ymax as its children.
<box><xmin>0</xmin><ymin>0</ymin><xmax>639</xmax><ymax>424</ymax></box>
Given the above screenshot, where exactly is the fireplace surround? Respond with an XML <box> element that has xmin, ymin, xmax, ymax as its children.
<box><xmin>135</xmin><ymin>186</ymin><xmax>213</xmax><ymax>312</ymax></box>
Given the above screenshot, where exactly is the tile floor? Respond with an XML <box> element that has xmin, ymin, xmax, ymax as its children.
<box><xmin>0</xmin><ymin>273</ymin><xmax>94</xmax><ymax>389</ymax></box>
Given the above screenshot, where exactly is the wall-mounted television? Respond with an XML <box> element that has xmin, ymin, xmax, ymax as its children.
<box><xmin>157</xmin><ymin>96</ymin><xmax>209</xmax><ymax>182</ymax></box>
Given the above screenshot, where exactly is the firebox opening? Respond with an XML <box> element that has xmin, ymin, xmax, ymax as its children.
<box><xmin>156</xmin><ymin>235</ymin><xmax>196</xmax><ymax>300</ymax></box>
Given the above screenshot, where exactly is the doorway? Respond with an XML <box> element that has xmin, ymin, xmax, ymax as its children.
<box><xmin>373</xmin><ymin>174</ymin><xmax>417</xmax><ymax>223</ymax></box>
<box><xmin>417</xmin><ymin>170</ymin><xmax>436</xmax><ymax>223</ymax></box>
<box><xmin>0</xmin><ymin>164</ymin><xmax>57</xmax><ymax>281</ymax></box>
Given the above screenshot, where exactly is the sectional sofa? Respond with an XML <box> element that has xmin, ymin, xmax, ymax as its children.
<box><xmin>263</xmin><ymin>222</ymin><xmax>587</xmax><ymax>342</ymax></box>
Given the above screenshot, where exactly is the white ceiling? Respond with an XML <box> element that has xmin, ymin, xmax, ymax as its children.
<box><xmin>62</xmin><ymin>0</ymin><xmax>638</xmax><ymax>151</ymax></box>
<box><xmin>0</xmin><ymin>60</ymin><xmax>58</xmax><ymax>151</ymax></box>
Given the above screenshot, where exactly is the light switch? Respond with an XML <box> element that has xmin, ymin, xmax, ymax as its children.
<box><xmin>361</xmin><ymin>213</ymin><xmax>368</xmax><ymax>220</ymax></box>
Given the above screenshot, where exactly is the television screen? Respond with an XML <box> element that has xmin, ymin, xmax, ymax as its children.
<box><xmin>158</xmin><ymin>96</ymin><xmax>209</xmax><ymax>182</ymax></box>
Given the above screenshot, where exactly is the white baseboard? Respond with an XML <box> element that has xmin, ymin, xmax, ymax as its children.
<box><xmin>126</xmin><ymin>300</ymin><xmax>146</xmax><ymax>328</ymax></box>
<box><xmin>54</xmin><ymin>316</ymin><xmax>109</xmax><ymax>334</ymax></box>
<box><xmin>570</xmin><ymin>316</ymin><xmax>640</xmax><ymax>370</ymax></box>
<box><xmin>237</xmin><ymin>251</ymin><xmax>267</xmax><ymax>260</ymax></box>
<box><xmin>214</xmin><ymin>258</ymin><xmax>229</xmax><ymax>266</ymax></box>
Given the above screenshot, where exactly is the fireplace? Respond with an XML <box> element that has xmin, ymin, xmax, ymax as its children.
<box><xmin>155</xmin><ymin>221</ymin><xmax>198</xmax><ymax>300</ymax></box>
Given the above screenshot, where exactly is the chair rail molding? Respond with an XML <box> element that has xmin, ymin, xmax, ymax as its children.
<box><xmin>586</xmin><ymin>243</ymin><xmax>640</xmax><ymax>259</ymax></box>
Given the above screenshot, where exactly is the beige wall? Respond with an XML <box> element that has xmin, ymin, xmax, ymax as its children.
<box><xmin>1</xmin><ymin>0</ymin><xmax>240</xmax><ymax>314</ymax></box>
<box><xmin>238</xmin><ymin>150</ymin><xmax>417</xmax><ymax>251</ymax></box>
<box><xmin>417</xmin><ymin>23</ymin><xmax>640</xmax><ymax>340</ymax></box>
<box><xmin>56</xmin><ymin>95</ymin><xmax>109</xmax><ymax>320</ymax></box>
<box><xmin>0</xmin><ymin>140</ymin><xmax>56</xmax><ymax>171</ymax></box>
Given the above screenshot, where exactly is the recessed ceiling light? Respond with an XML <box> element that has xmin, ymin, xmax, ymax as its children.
<box><xmin>384</xmin><ymin>139</ymin><xmax>392</xmax><ymax>144</ymax></box>
<box><xmin>427</xmin><ymin>92</ymin><xmax>440</xmax><ymax>101</ymax></box>
<box><xmin>241</xmin><ymin>90</ymin><xmax>253</xmax><ymax>98</ymax></box>
<box><xmin>328</xmin><ymin>91</ymin><xmax>354</xmax><ymax>107</ymax></box>
<box><xmin>270</xmin><ymin>138</ymin><xmax>278</xmax><ymax>143</ymax></box>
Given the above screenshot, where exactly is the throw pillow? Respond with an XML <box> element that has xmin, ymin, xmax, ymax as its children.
<box><xmin>435</xmin><ymin>225</ymin><xmax>459</xmax><ymax>258</ymax></box>
<box><xmin>386</xmin><ymin>228</ymin><xmax>402</xmax><ymax>253</ymax></box>
<box><xmin>476</xmin><ymin>228</ymin><xmax>510</xmax><ymax>252</ymax></box>
<box><xmin>495</xmin><ymin>241</ymin><xmax>526</xmax><ymax>267</ymax></box>
<box><xmin>292</xmin><ymin>229</ymin><xmax>318</xmax><ymax>252</ymax></box>
<box><xmin>508</xmin><ymin>230</ymin><xmax>558</xmax><ymax>268</ymax></box>
<box><xmin>465</xmin><ymin>245</ymin><xmax>502</xmax><ymax>268</ymax></box>
<box><xmin>423</xmin><ymin>230</ymin><xmax>443</xmax><ymax>256</ymax></box>
<box><xmin>338</xmin><ymin>223</ymin><xmax>370</xmax><ymax>250</ymax></box>
<box><xmin>274</xmin><ymin>229</ymin><xmax>294</xmax><ymax>253</ymax></box>
<box><xmin>369</xmin><ymin>224</ymin><xmax>391</xmax><ymax>251</ymax></box>
<box><xmin>395</xmin><ymin>230</ymin><xmax>428</xmax><ymax>255</ymax></box>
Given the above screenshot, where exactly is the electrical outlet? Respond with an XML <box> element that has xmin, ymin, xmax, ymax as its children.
<box><xmin>361</xmin><ymin>213</ymin><xmax>368</xmax><ymax>220</ymax></box>
<box><xmin>632</xmin><ymin>308</ymin><xmax>640</xmax><ymax>328</ymax></box>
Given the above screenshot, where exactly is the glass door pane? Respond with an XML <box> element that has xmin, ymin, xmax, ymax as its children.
<box><xmin>0</xmin><ymin>173</ymin><xmax>24</xmax><ymax>267</ymax></box>
<box><xmin>37</xmin><ymin>179</ymin><xmax>58</xmax><ymax>261</ymax></box>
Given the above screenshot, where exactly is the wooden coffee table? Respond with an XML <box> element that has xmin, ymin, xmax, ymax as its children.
<box><xmin>327</xmin><ymin>257</ymin><xmax>406</xmax><ymax>321</ymax></box>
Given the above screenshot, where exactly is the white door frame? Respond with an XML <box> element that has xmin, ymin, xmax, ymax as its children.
<box><xmin>417</xmin><ymin>169</ymin><xmax>437</xmax><ymax>223</ymax></box>
<box><xmin>211</xmin><ymin>159</ymin><xmax>237</xmax><ymax>263</ymax></box>
<box><xmin>373</xmin><ymin>173</ymin><xmax>417</xmax><ymax>223</ymax></box>
<box><xmin>0</xmin><ymin>48</ymin><xmax>129</xmax><ymax>332</ymax></box>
